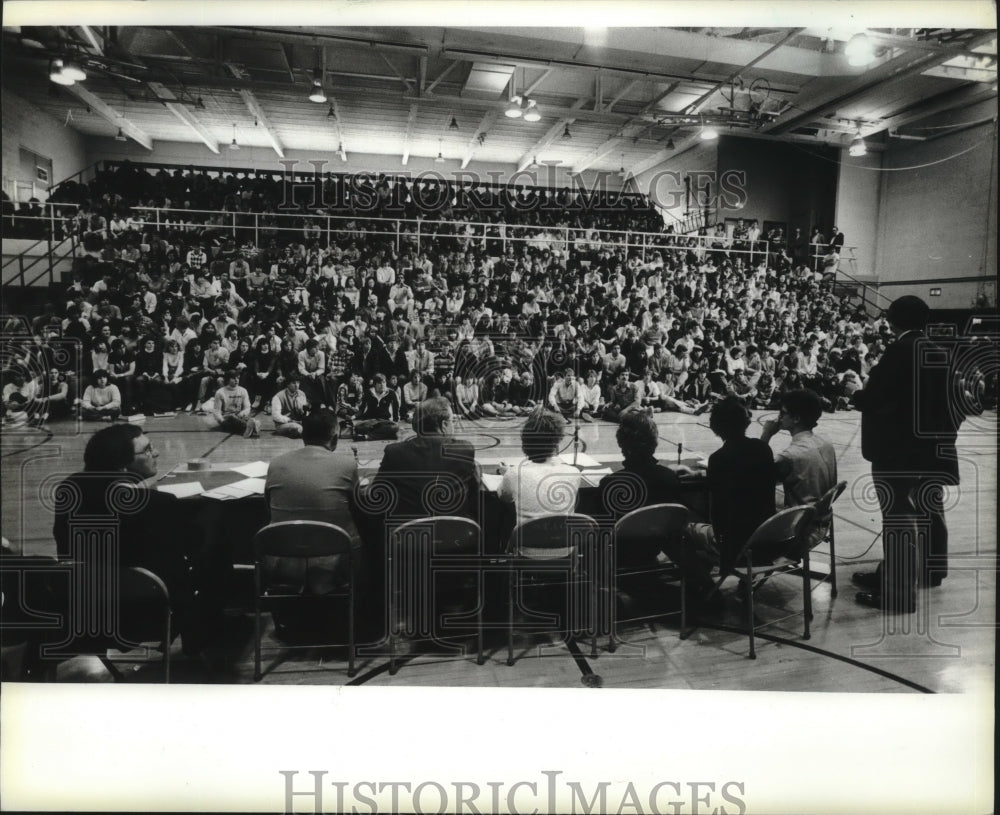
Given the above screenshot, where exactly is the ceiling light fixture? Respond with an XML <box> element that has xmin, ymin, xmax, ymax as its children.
<box><xmin>229</xmin><ymin>123</ymin><xmax>240</xmax><ymax>151</ymax></box>
<box><xmin>666</xmin><ymin>137</ymin><xmax>676</xmax><ymax>149</ymax></box>
<box><xmin>309</xmin><ymin>70</ymin><xmax>327</xmax><ymax>103</ymax></box>
<box><xmin>49</xmin><ymin>59</ymin><xmax>75</xmax><ymax>85</ymax></box>
<box><xmin>449</xmin><ymin>116</ymin><xmax>459</xmax><ymax>131</ymax></box>
<box><xmin>849</xmin><ymin>125</ymin><xmax>867</xmax><ymax>157</ymax></box>
<box><xmin>505</xmin><ymin>97</ymin><xmax>523</xmax><ymax>119</ymax></box>
<box><xmin>845</xmin><ymin>32</ymin><xmax>875</xmax><ymax>67</ymax></box>
<box><xmin>435</xmin><ymin>138</ymin><xmax>445</xmax><ymax>163</ymax></box>
<box><xmin>562</xmin><ymin>124</ymin><xmax>572</xmax><ymax>140</ymax></box>
<box><xmin>529</xmin><ymin>156</ymin><xmax>539</xmax><ymax>169</ymax></box>
<box><xmin>700</xmin><ymin>124</ymin><xmax>719</xmax><ymax>141</ymax></box>
<box><xmin>522</xmin><ymin>98</ymin><xmax>541</xmax><ymax>122</ymax></box>
<box><xmin>61</xmin><ymin>60</ymin><xmax>86</xmax><ymax>82</ymax></box>
<box><xmin>115</xmin><ymin>127</ymin><xmax>127</xmax><ymax>142</ymax></box>
<box><xmin>327</xmin><ymin>104</ymin><xmax>336</xmax><ymax>118</ymax></box>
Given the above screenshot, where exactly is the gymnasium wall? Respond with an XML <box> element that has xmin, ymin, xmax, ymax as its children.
<box><xmin>634</xmin><ymin>140</ymin><xmax>719</xmax><ymax>229</ymax></box>
<box><xmin>834</xmin><ymin>148</ymin><xmax>883</xmax><ymax>278</ymax></box>
<box><xmin>715</xmin><ymin>135</ymin><xmax>839</xmax><ymax>238</ymax></box>
<box><xmin>874</xmin><ymin>107</ymin><xmax>997</xmax><ymax>309</ymax></box>
<box><xmin>2</xmin><ymin>88</ymin><xmax>88</xmax><ymax>203</ymax></box>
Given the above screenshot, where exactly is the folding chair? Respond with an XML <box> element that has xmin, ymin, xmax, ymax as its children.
<box><xmin>684</xmin><ymin>505</ymin><xmax>817</xmax><ymax>659</ymax></box>
<box><xmin>608</xmin><ymin>503</ymin><xmax>690</xmax><ymax>652</ymax></box>
<box><xmin>253</xmin><ymin>521</ymin><xmax>356</xmax><ymax>681</ymax></box>
<box><xmin>505</xmin><ymin>513</ymin><xmax>600</xmax><ymax>666</ymax></box>
<box><xmin>388</xmin><ymin>516</ymin><xmax>485</xmax><ymax>675</ymax></box>
<box><xmin>2</xmin><ymin>558</ymin><xmax>174</xmax><ymax>683</ymax></box>
<box><xmin>809</xmin><ymin>480</ymin><xmax>848</xmax><ymax>598</ymax></box>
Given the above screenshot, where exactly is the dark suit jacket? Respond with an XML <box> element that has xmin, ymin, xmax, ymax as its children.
<box><xmin>856</xmin><ymin>331</ymin><xmax>958</xmax><ymax>480</ymax></box>
<box><xmin>374</xmin><ymin>435</ymin><xmax>481</xmax><ymax>523</ymax></box>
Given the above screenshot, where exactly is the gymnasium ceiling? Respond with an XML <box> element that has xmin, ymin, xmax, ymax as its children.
<box><xmin>2</xmin><ymin>24</ymin><xmax>997</xmax><ymax>175</ymax></box>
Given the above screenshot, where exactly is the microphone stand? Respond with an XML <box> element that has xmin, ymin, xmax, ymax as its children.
<box><xmin>573</xmin><ymin>384</ymin><xmax>581</xmax><ymax>468</ymax></box>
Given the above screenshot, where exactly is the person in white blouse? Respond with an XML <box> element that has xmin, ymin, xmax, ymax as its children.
<box><xmin>497</xmin><ymin>410</ymin><xmax>580</xmax><ymax>539</ymax></box>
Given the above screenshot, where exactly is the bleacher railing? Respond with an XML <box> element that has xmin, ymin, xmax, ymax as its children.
<box><xmin>2</xmin><ymin>202</ymin><xmax>81</xmax><ymax>288</ymax></box>
<box><xmin>129</xmin><ymin>205</ymin><xmax>774</xmax><ymax>266</ymax></box>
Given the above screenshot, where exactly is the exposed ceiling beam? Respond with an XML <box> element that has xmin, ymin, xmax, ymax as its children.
<box><xmin>401</xmin><ymin>103</ymin><xmax>418</xmax><ymax>165</ymax></box>
<box><xmin>523</xmin><ymin>67</ymin><xmax>553</xmax><ymax>97</ymax></box>
<box><xmin>460</xmin><ymin>108</ymin><xmax>499</xmax><ymax>169</ymax></box>
<box><xmin>376</xmin><ymin>50</ymin><xmax>415</xmax><ymax>90</ymax></box>
<box><xmin>606</xmin><ymin>78</ymin><xmax>640</xmax><ymax>112</ymax></box>
<box><xmin>223</xmin><ymin>64</ymin><xmax>285</xmax><ymax>157</ymax></box>
<box><xmin>425</xmin><ymin>60</ymin><xmax>460</xmax><ymax>95</ymax></box>
<box><xmin>238</xmin><ymin>90</ymin><xmax>285</xmax><ymax>158</ymax></box>
<box><xmin>280</xmin><ymin>44</ymin><xmax>297</xmax><ymax>84</ymax></box>
<box><xmin>516</xmin><ymin>98</ymin><xmax>587</xmax><ymax>172</ymax></box>
<box><xmin>685</xmin><ymin>27</ymin><xmax>805</xmax><ymax>115</ymax></box>
<box><xmin>418</xmin><ymin>55</ymin><xmax>427</xmax><ymax>96</ymax></box>
<box><xmin>572</xmin><ymin>123</ymin><xmax>648</xmax><ymax>174</ymax></box>
<box><xmin>211</xmin><ymin>26</ymin><xmax>429</xmax><ymax>56</ymax></box>
<box><xmin>876</xmin><ymin>83</ymin><xmax>999</xmax><ymax>136</ymax></box>
<box><xmin>77</xmin><ymin>25</ymin><xmax>104</xmax><ymax>55</ymax></box>
<box><xmin>63</xmin><ymin>83</ymin><xmax>153</xmax><ymax>150</ymax></box>
<box><xmin>148</xmin><ymin>81</ymin><xmax>219</xmax><ymax>153</ymax></box>
<box><xmin>765</xmin><ymin>29</ymin><xmax>998</xmax><ymax>135</ymax></box>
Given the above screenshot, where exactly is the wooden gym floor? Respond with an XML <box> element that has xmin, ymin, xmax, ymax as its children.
<box><xmin>1</xmin><ymin>407</ymin><xmax>995</xmax><ymax>693</ymax></box>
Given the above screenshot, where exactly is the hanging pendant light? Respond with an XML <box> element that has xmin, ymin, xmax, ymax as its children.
<box><xmin>848</xmin><ymin>124</ymin><xmax>867</xmax><ymax>157</ymax></box>
<box><xmin>61</xmin><ymin>60</ymin><xmax>87</xmax><ymax>82</ymax></box>
<box><xmin>522</xmin><ymin>98</ymin><xmax>540</xmax><ymax>122</ymax></box>
<box><xmin>309</xmin><ymin>69</ymin><xmax>327</xmax><ymax>103</ymax></box>
<box><xmin>115</xmin><ymin>127</ymin><xmax>127</xmax><ymax>142</ymax></box>
<box><xmin>229</xmin><ymin>123</ymin><xmax>240</xmax><ymax>151</ymax></box>
<box><xmin>49</xmin><ymin>59</ymin><xmax>74</xmax><ymax>85</ymax></box>
<box><xmin>435</xmin><ymin>138</ymin><xmax>445</xmax><ymax>163</ymax></box>
<box><xmin>845</xmin><ymin>32</ymin><xmax>875</xmax><ymax>67</ymax></box>
<box><xmin>505</xmin><ymin>97</ymin><xmax>523</xmax><ymax>119</ymax></box>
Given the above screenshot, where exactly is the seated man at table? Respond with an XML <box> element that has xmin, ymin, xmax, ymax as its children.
<box><xmin>264</xmin><ymin>408</ymin><xmax>362</xmax><ymax>638</ymax></box>
<box><xmin>681</xmin><ymin>396</ymin><xmax>777</xmax><ymax>611</ymax></box>
<box><xmin>52</xmin><ymin>424</ymin><xmax>210</xmax><ymax>655</ymax></box>
<box><xmin>759</xmin><ymin>388</ymin><xmax>838</xmax><ymax>546</ymax></box>
<box><xmin>589</xmin><ymin>411</ymin><xmax>689</xmax><ymax>570</ymax></box>
<box><xmin>271</xmin><ymin>374</ymin><xmax>309</xmax><ymax>439</ymax></box>
<box><xmin>212</xmin><ymin>369</ymin><xmax>260</xmax><ymax>438</ymax></box>
<box><xmin>373</xmin><ymin>396</ymin><xmax>481</xmax><ymax>524</ymax></box>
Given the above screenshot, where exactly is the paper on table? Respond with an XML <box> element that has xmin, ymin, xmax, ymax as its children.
<box><xmin>226</xmin><ymin>477</ymin><xmax>267</xmax><ymax>495</ymax></box>
<box><xmin>480</xmin><ymin>473</ymin><xmax>504</xmax><ymax>492</ymax></box>
<box><xmin>231</xmin><ymin>461</ymin><xmax>269</xmax><ymax>478</ymax></box>
<box><xmin>579</xmin><ymin>470</ymin><xmax>613</xmax><ymax>489</ymax></box>
<box><xmin>157</xmin><ymin>481</ymin><xmax>204</xmax><ymax>498</ymax></box>
<box><xmin>559</xmin><ymin>452</ymin><xmax>602</xmax><ymax>468</ymax></box>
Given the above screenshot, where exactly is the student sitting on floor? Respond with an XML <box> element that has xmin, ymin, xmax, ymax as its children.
<box><xmin>212</xmin><ymin>369</ymin><xmax>260</xmax><ymax>438</ymax></box>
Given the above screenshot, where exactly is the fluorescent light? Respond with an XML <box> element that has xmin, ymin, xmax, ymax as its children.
<box><xmin>845</xmin><ymin>33</ymin><xmax>875</xmax><ymax>67</ymax></box>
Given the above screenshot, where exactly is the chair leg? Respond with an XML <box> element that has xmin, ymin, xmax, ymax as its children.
<box><xmin>506</xmin><ymin>570</ymin><xmax>515</xmax><ymax>667</ymax></box>
<box><xmin>802</xmin><ymin>552</ymin><xmax>812</xmax><ymax>640</ymax></box>
<box><xmin>829</xmin><ymin>526</ymin><xmax>838</xmax><ymax>598</ymax></box>
<box><xmin>389</xmin><ymin>593</ymin><xmax>398</xmax><ymax>676</ymax></box>
<box><xmin>476</xmin><ymin>595</ymin><xmax>484</xmax><ymax>666</ymax></box>
<box><xmin>745</xmin><ymin>567</ymin><xmax>756</xmax><ymax>660</ymax></box>
<box><xmin>163</xmin><ymin>613</ymin><xmax>171</xmax><ymax>684</ymax></box>
<box><xmin>253</xmin><ymin>612</ymin><xmax>262</xmax><ymax>682</ymax></box>
<box><xmin>347</xmin><ymin>581</ymin><xmax>356</xmax><ymax>678</ymax></box>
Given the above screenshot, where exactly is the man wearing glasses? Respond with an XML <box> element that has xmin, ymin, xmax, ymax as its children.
<box><xmin>53</xmin><ymin>425</ymin><xmax>218</xmax><ymax>656</ymax></box>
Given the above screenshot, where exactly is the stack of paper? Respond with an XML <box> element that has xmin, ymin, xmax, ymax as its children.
<box><xmin>231</xmin><ymin>461</ymin><xmax>269</xmax><ymax>478</ymax></box>
<box><xmin>559</xmin><ymin>452</ymin><xmax>602</xmax><ymax>468</ymax></box>
<box><xmin>157</xmin><ymin>481</ymin><xmax>205</xmax><ymax>498</ymax></box>
<box><xmin>202</xmin><ymin>477</ymin><xmax>267</xmax><ymax>500</ymax></box>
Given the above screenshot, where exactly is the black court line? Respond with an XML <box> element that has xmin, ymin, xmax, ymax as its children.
<box><xmin>636</xmin><ymin>621</ymin><xmax>937</xmax><ymax>694</ymax></box>
<box><xmin>0</xmin><ymin>427</ymin><xmax>54</xmax><ymax>458</ymax></box>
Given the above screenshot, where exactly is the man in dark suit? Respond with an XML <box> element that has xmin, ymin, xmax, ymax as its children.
<box><xmin>372</xmin><ymin>396</ymin><xmax>481</xmax><ymax>524</ymax></box>
<box><xmin>852</xmin><ymin>295</ymin><xmax>957</xmax><ymax>614</ymax></box>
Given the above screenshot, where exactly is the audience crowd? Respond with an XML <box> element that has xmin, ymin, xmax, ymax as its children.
<box><xmin>2</xmin><ymin>161</ymin><xmax>993</xmax><ymax>434</ymax></box>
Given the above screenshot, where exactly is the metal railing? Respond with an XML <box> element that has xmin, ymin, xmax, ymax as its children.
<box><xmin>2</xmin><ymin>202</ymin><xmax>81</xmax><ymax>288</ymax></box>
<box><xmin>130</xmin><ymin>205</ymin><xmax>774</xmax><ymax>264</ymax></box>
